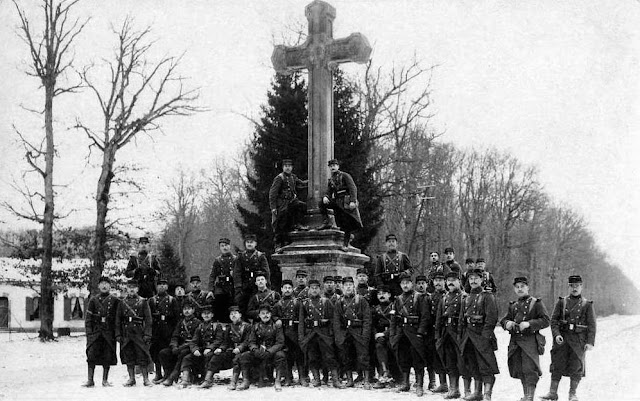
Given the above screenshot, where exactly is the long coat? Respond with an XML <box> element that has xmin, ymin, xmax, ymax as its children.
<box><xmin>115</xmin><ymin>294</ymin><xmax>153</xmax><ymax>362</ymax></box>
<box><xmin>459</xmin><ymin>287</ymin><xmax>499</xmax><ymax>374</ymax></box>
<box><xmin>389</xmin><ymin>290</ymin><xmax>429</xmax><ymax>362</ymax></box>
<box><xmin>374</xmin><ymin>251</ymin><xmax>413</xmax><ymax>295</ymax></box>
<box><xmin>125</xmin><ymin>252</ymin><xmax>160</xmax><ymax>299</ymax></box>
<box><xmin>500</xmin><ymin>295</ymin><xmax>550</xmax><ymax>377</ymax></box>
<box><xmin>273</xmin><ymin>296</ymin><xmax>303</xmax><ymax>343</ymax></box>
<box><xmin>269</xmin><ymin>172</ymin><xmax>307</xmax><ymax>232</ymax></box>
<box><xmin>334</xmin><ymin>293</ymin><xmax>372</xmax><ymax>347</ymax></box>
<box><xmin>325</xmin><ymin>170</ymin><xmax>363</xmax><ymax>231</ymax></box>
<box><xmin>435</xmin><ymin>289</ymin><xmax>465</xmax><ymax>358</ymax></box>
<box><xmin>233</xmin><ymin>250</ymin><xmax>270</xmax><ymax>292</ymax></box>
<box><xmin>209</xmin><ymin>253</ymin><xmax>236</xmax><ymax>296</ymax></box>
<box><xmin>85</xmin><ymin>293</ymin><xmax>120</xmax><ymax>365</ymax></box>
<box><xmin>298</xmin><ymin>295</ymin><xmax>335</xmax><ymax>351</ymax></box>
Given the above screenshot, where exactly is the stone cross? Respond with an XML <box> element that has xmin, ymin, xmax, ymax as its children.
<box><xmin>272</xmin><ymin>0</ymin><xmax>372</xmax><ymax>212</ymax></box>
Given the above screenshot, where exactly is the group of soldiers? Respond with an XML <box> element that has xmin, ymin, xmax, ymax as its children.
<box><xmin>82</xmin><ymin>158</ymin><xmax>597</xmax><ymax>401</ymax></box>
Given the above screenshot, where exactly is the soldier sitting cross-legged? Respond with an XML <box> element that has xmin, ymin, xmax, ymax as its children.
<box><xmin>159</xmin><ymin>299</ymin><xmax>202</xmax><ymax>386</ymax></box>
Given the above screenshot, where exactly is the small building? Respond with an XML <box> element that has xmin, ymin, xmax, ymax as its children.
<box><xmin>0</xmin><ymin>258</ymin><xmax>126</xmax><ymax>333</ymax></box>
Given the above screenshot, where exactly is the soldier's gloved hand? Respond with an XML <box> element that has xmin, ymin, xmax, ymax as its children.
<box><xmin>203</xmin><ymin>349</ymin><xmax>212</xmax><ymax>355</ymax></box>
<box><xmin>275</xmin><ymin>319</ymin><xmax>283</xmax><ymax>328</ymax></box>
<box><xmin>214</xmin><ymin>348</ymin><xmax>222</xmax><ymax>355</ymax></box>
<box><xmin>349</xmin><ymin>202</ymin><xmax>356</xmax><ymax>210</ymax></box>
<box><xmin>555</xmin><ymin>335</ymin><xmax>564</xmax><ymax>345</ymax></box>
<box><xmin>584</xmin><ymin>344</ymin><xmax>594</xmax><ymax>351</ymax></box>
<box><xmin>518</xmin><ymin>321</ymin><xmax>530</xmax><ymax>331</ymax></box>
<box><xmin>193</xmin><ymin>350</ymin><xmax>202</xmax><ymax>357</ymax></box>
<box><xmin>504</xmin><ymin>321</ymin><xmax>516</xmax><ymax>331</ymax></box>
<box><xmin>323</xmin><ymin>196</ymin><xmax>330</xmax><ymax>204</ymax></box>
<box><xmin>232</xmin><ymin>347</ymin><xmax>241</xmax><ymax>355</ymax></box>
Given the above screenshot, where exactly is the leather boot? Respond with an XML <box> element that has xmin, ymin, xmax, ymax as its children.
<box><xmin>464</xmin><ymin>379</ymin><xmax>482</xmax><ymax>401</ymax></box>
<box><xmin>310</xmin><ymin>368</ymin><xmax>321</xmax><ymax>387</ymax></box>
<box><xmin>345</xmin><ymin>371</ymin><xmax>354</xmax><ymax>387</ymax></box>
<box><xmin>153</xmin><ymin>363</ymin><xmax>163</xmax><ymax>384</ymax></box>
<box><xmin>200</xmin><ymin>370</ymin><xmax>214</xmax><ymax>389</ymax></box>
<box><xmin>274</xmin><ymin>367</ymin><xmax>283</xmax><ymax>392</ymax></box>
<box><xmin>123</xmin><ymin>365</ymin><xmax>136</xmax><ymax>387</ymax></box>
<box><xmin>444</xmin><ymin>375</ymin><xmax>460</xmax><ymax>399</ymax></box>
<box><xmin>237</xmin><ymin>368</ymin><xmax>251</xmax><ymax>390</ymax></box>
<box><xmin>397</xmin><ymin>371</ymin><xmax>411</xmax><ymax>392</ymax></box>
<box><xmin>228</xmin><ymin>367</ymin><xmax>240</xmax><ymax>390</ymax></box>
<box><xmin>539</xmin><ymin>379</ymin><xmax>559</xmax><ymax>400</ymax></box>
<box><xmin>162</xmin><ymin>369</ymin><xmax>179</xmax><ymax>386</ymax></box>
<box><xmin>363</xmin><ymin>370</ymin><xmax>372</xmax><ymax>390</ymax></box>
<box><xmin>482</xmin><ymin>382</ymin><xmax>493</xmax><ymax>401</ymax></box>
<box><xmin>318</xmin><ymin>216</ymin><xmax>332</xmax><ymax>230</ymax></box>
<box><xmin>568</xmin><ymin>378</ymin><xmax>580</xmax><ymax>401</ymax></box>
<box><xmin>427</xmin><ymin>369</ymin><xmax>437</xmax><ymax>391</ymax></box>
<box><xmin>331</xmin><ymin>368</ymin><xmax>345</xmax><ymax>389</ymax></box>
<box><xmin>526</xmin><ymin>384</ymin><xmax>536</xmax><ymax>401</ymax></box>
<box><xmin>283</xmin><ymin>367</ymin><xmax>293</xmax><ymax>387</ymax></box>
<box><xmin>81</xmin><ymin>365</ymin><xmax>95</xmax><ymax>387</ymax></box>
<box><xmin>299</xmin><ymin>369</ymin><xmax>309</xmax><ymax>387</ymax></box>
<box><xmin>434</xmin><ymin>373</ymin><xmax>449</xmax><ymax>393</ymax></box>
<box><xmin>416</xmin><ymin>369</ymin><xmax>425</xmax><ymax>397</ymax></box>
<box><xmin>141</xmin><ymin>365</ymin><xmax>152</xmax><ymax>386</ymax></box>
<box><xmin>180</xmin><ymin>369</ymin><xmax>191</xmax><ymax>388</ymax></box>
<box><xmin>102</xmin><ymin>366</ymin><xmax>112</xmax><ymax>387</ymax></box>
<box><xmin>462</xmin><ymin>377</ymin><xmax>472</xmax><ymax>399</ymax></box>
<box><xmin>256</xmin><ymin>363</ymin><xmax>267</xmax><ymax>388</ymax></box>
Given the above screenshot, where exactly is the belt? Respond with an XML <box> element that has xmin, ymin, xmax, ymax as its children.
<box><xmin>306</xmin><ymin>319</ymin><xmax>330</xmax><ymax>328</ymax></box>
<box><xmin>466</xmin><ymin>317</ymin><xmax>484</xmax><ymax>324</ymax></box>
<box><xmin>562</xmin><ymin>323</ymin><xmax>588</xmax><ymax>333</ymax></box>
<box><xmin>343</xmin><ymin>319</ymin><xmax>363</xmax><ymax>328</ymax></box>
<box><xmin>281</xmin><ymin>318</ymin><xmax>299</xmax><ymax>327</ymax></box>
<box><xmin>397</xmin><ymin>316</ymin><xmax>419</xmax><ymax>325</ymax></box>
<box><xmin>443</xmin><ymin>317</ymin><xmax>458</xmax><ymax>327</ymax></box>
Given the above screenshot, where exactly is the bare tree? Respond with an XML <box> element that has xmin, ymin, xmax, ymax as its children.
<box><xmin>9</xmin><ymin>0</ymin><xmax>87</xmax><ymax>340</ymax></box>
<box><xmin>74</xmin><ymin>18</ymin><xmax>204</xmax><ymax>295</ymax></box>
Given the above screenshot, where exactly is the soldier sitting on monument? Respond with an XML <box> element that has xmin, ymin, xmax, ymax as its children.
<box><xmin>318</xmin><ymin>159</ymin><xmax>363</xmax><ymax>251</ymax></box>
<box><xmin>270</xmin><ymin>158</ymin><xmax>309</xmax><ymax>252</ymax></box>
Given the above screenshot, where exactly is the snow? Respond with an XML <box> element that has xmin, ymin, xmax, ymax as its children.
<box><xmin>1</xmin><ymin>315</ymin><xmax>639</xmax><ymax>401</ymax></box>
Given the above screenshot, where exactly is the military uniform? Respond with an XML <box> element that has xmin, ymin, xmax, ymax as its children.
<box><xmin>205</xmin><ymin>313</ymin><xmax>251</xmax><ymax>389</ymax></box>
<box><xmin>293</xmin><ymin>285</ymin><xmax>309</xmax><ymax>300</ymax></box>
<box><xmin>180</xmin><ymin>318</ymin><xmax>221</xmax><ymax>385</ymax></box>
<box><xmin>125</xmin><ymin>251</ymin><xmax>160</xmax><ymax>298</ymax></box>
<box><xmin>239</xmin><ymin>311</ymin><xmax>286</xmax><ymax>390</ymax></box>
<box><xmin>435</xmin><ymin>282</ymin><xmax>467</xmax><ymax>398</ymax></box>
<box><xmin>85</xmin><ymin>291</ymin><xmax>120</xmax><ymax>367</ymax></box>
<box><xmin>375</xmin><ymin>249</ymin><xmax>413</xmax><ymax>296</ymax></box>
<box><xmin>247</xmin><ymin>288</ymin><xmax>281</xmax><ymax>322</ymax></box>
<box><xmin>233</xmin><ymin>248</ymin><xmax>270</xmax><ymax>313</ymax></box>
<box><xmin>426</xmin><ymin>285</ymin><xmax>448</xmax><ymax>391</ymax></box>
<box><xmin>460</xmin><ymin>271</ymin><xmax>500</xmax><ymax>400</ymax></box>
<box><xmin>500</xmin><ymin>280</ymin><xmax>550</xmax><ymax>401</ymax></box>
<box><xmin>334</xmin><ymin>286</ymin><xmax>372</xmax><ymax>387</ymax></box>
<box><xmin>372</xmin><ymin>295</ymin><xmax>401</xmax><ymax>387</ymax></box>
<box><xmin>426</xmin><ymin>261</ymin><xmax>451</xmax><ymax>293</ymax></box>
<box><xmin>186</xmin><ymin>275</ymin><xmax>214</xmax><ymax>317</ymax></box>
<box><xmin>148</xmin><ymin>289</ymin><xmax>179</xmax><ymax>381</ymax></box>
<box><xmin>463</xmin><ymin>270</ymin><xmax>497</xmax><ymax>294</ymax></box>
<box><xmin>209</xmin><ymin>248</ymin><xmax>236</xmax><ymax>322</ymax></box>
<box><xmin>273</xmin><ymin>292</ymin><xmax>306</xmax><ymax>386</ymax></box>
<box><xmin>269</xmin><ymin>165</ymin><xmax>308</xmax><ymax>247</ymax></box>
<box><xmin>159</xmin><ymin>310</ymin><xmax>202</xmax><ymax>385</ymax></box>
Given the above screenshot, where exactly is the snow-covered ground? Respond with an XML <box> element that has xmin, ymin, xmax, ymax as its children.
<box><xmin>1</xmin><ymin>314</ymin><xmax>639</xmax><ymax>401</ymax></box>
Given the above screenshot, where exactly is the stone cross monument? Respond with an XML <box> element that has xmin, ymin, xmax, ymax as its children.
<box><xmin>271</xmin><ymin>0</ymin><xmax>371</xmax><ymax>281</ymax></box>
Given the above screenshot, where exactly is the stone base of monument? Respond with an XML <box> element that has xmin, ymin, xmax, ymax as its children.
<box><xmin>272</xmin><ymin>228</ymin><xmax>370</xmax><ymax>281</ymax></box>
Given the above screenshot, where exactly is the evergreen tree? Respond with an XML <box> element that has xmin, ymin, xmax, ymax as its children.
<box><xmin>157</xmin><ymin>231</ymin><xmax>187</xmax><ymax>290</ymax></box>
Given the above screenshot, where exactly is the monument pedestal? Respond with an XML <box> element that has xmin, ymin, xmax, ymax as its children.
<box><xmin>273</xmin><ymin>227</ymin><xmax>370</xmax><ymax>281</ymax></box>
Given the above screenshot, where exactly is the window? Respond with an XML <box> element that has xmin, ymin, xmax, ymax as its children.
<box><xmin>26</xmin><ymin>296</ymin><xmax>40</xmax><ymax>321</ymax></box>
<box><xmin>64</xmin><ymin>296</ymin><xmax>85</xmax><ymax>320</ymax></box>
<box><xmin>0</xmin><ymin>297</ymin><xmax>8</xmax><ymax>328</ymax></box>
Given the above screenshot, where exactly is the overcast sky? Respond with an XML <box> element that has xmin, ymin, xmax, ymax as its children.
<box><xmin>1</xmin><ymin>0</ymin><xmax>638</xmax><ymax>284</ymax></box>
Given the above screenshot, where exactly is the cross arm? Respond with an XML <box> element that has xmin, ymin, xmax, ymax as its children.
<box><xmin>328</xmin><ymin>33</ymin><xmax>372</xmax><ymax>65</ymax></box>
<box><xmin>272</xmin><ymin>43</ymin><xmax>309</xmax><ymax>74</ymax></box>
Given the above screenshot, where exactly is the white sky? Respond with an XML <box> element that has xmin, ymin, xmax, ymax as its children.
<box><xmin>0</xmin><ymin>0</ymin><xmax>639</xmax><ymax>284</ymax></box>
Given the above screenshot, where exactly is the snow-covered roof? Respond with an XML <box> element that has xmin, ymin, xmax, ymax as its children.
<box><xmin>0</xmin><ymin>257</ymin><xmax>128</xmax><ymax>285</ymax></box>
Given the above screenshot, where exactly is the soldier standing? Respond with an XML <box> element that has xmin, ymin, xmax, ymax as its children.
<box><xmin>334</xmin><ymin>276</ymin><xmax>373</xmax><ymax>389</ymax></box>
<box><xmin>540</xmin><ymin>275</ymin><xmax>596</xmax><ymax>401</ymax></box>
<box><xmin>238</xmin><ymin>304</ymin><xmax>287</xmax><ymax>391</ymax></box>
<box><xmin>460</xmin><ymin>258</ymin><xmax>476</xmax><ymax>291</ymax></box>
<box><xmin>443</xmin><ymin>247</ymin><xmax>462</xmax><ymax>276</ymax></box>
<box><xmin>233</xmin><ymin>234</ymin><xmax>270</xmax><ymax>314</ymax></box>
<box><xmin>186</xmin><ymin>275</ymin><xmax>214</xmax><ymax>316</ymax></box>
<box><xmin>159</xmin><ymin>300</ymin><xmax>202</xmax><ymax>386</ymax></box>
<box><xmin>174</xmin><ymin>284</ymin><xmax>187</xmax><ymax>316</ymax></box>
<box><xmin>460</xmin><ymin>268</ymin><xmax>500</xmax><ymax>401</ymax></box>
<box><xmin>426</xmin><ymin>251</ymin><xmax>451</xmax><ymax>293</ymax></box>
<box><xmin>273</xmin><ymin>279</ymin><xmax>307</xmax><ymax>386</ymax></box>
<box><xmin>293</xmin><ymin>269</ymin><xmax>310</xmax><ymax>300</ymax></box>
<box><xmin>435</xmin><ymin>271</ymin><xmax>466</xmax><ymax>399</ymax></box>
<box><xmin>149</xmin><ymin>279</ymin><xmax>179</xmax><ymax>384</ymax></box>
<box><xmin>426</xmin><ymin>272</ymin><xmax>448</xmax><ymax>393</ymax></box>
<box><xmin>464</xmin><ymin>258</ymin><xmax>497</xmax><ymax>294</ymax></box>
<box><xmin>318</xmin><ymin>159</ymin><xmax>363</xmax><ymax>251</ymax></box>
<box><xmin>209</xmin><ymin>237</ymin><xmax>236</xmax><ymax>322</ymax></box>
<box><xmin>125</xmin><ymin>237</ymin><xmax>161</xmax><ymax>299</ymax></box>
<box><xmin>374</xmin><ymin>234</ymin><xmax>413</xmax><ymax>296</ymax></box>
<box><xmin>322</xmin><ymin>275</ymin><xmax>341</xmax><ymax>305</ymax></box>
<box><xmin>355</xmin><ymin>267</ymin><xmax>377</xmax><ymax>305</ymax></box>
<box><xmin>246</xmin><ymin>271</ymin><xmax>281</xmax><ymax>322</ymax></box>
<box><xmin>204</xmin><ymin>305</ymin><xmax>252</xmax><ymax>390</ymax></box>
<box><xmin>83</xmin><ymin>276</ymin><xmax>120</xmax><ymax>387</ymax></box>
<box><xmin>298</xmin><ymin>279</ymin><xmax>343</xmax><ymax>388</ymax></box>
<box><xmin>269</xmin><ymin>158</ymin><xmax>309</xmax><ymax>251</ymax></box>
<box><xmin>500</xmin><ymin>276</ymin><xmax>550</xmax><ymax>401</ymax></box>
<box><xmin>372</xmin><ymin>285</ymin><xmax>400</xmax><ymax>389</ymax></box>
<box><xmin>115</xmin><ymin>279</ymin><xmax>153</xmax><ymax>387</ymax></box>
<box><xmin>390</xmin><ymin>272</ymin><xmax>429</xmax><ymax>396</ymax></box>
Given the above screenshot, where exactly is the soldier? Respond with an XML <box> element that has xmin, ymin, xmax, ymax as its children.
<box><xmin>149</xmin><ymin>279</ymin><xmax>179</xmax><ymax>384</ymax></box>
<box><xmin>334</xmin><ymin>276</ymin><xmax>344</xmax><ymax>295</ymax></box>
<box><xmin>233</xmin><ymin>233</ymin><xmax>270</xmax><ymax>314</ymax></box>
<box><xmin>125</xmin><ymin>236</ymin><xmax>161</xmax><ymax>299</ymax></box>
<box><xmin>174</xmin><ymin>284</ymin><xmax>187</xmax><ymax>316</ymax></box>
<box><xmin>318</xmin><ymin>159</ymin><xmax>363</xmax><ymax>251</ymax></box>
<box><xmin>178</xmin><ymin>304</ymin><xmax>218</xmax><ymax>387</ymax></box>
<box><xmin>298</xmin><ymin>279</ymin><xmax>343</xmax><ymax>388</ymax></box>
<box><xmin>461</xmin><ymin>258</ymin><xmax>476</xmax><ymax>291</ymax></box>
<box><xmin>426</xmin><ymin>272</ymin><xmax>448</xmax><ymax>393</ymax></box>
<box><xmin>115</xmin><ymin>279</ymin><xmax>153</xmax><ymax>387</ymax></box>
<box><xmin>355</xmin><ymin>267</ymin><xmax>377</xmax><ymax>305</ymax></box>
<box><xmin>374</xmin><ymin>234</ymin><xmax>413</xmax><ymax>296</ymax></box>
<box><xmin>238</xmin><ymin>304</ymin><xmax>287</xmax><ymax>391</ymax></box>
<box><xmin>333</xmin><ymin>276</ymin><xmax>372</xmax><ymax>389</ymax></box>
<box><xmin>293</xmin><ymin>269</ymin><xmax>310</xmax><ymax>300</ymax></box>
<box><xmin>246</xmin><ymin>271</ymin><xmax>281</xmax><ymax>322</ymax></box>
<box><xmin>203</xmin><ymin>305</ymin><xmax>252</xmax><ymax>390</ymax></box>
<box><xmin>426</xmin><ymin>251</ymin><xmax>451</xmax><ymax>293</ymax></box>
<box><xmin>83</xmin><ymin>276</ymin><xmax>120</xmax><ymax>387</ymax></box>
<box><xmin>273</xmin><ymin>279</ymin><xmax>307</xmax><ymax>386</ymax></box>
<box><xmin>372</xmin><ymin>285</ymin><xmax>400</xmax><ymax>389</ymax></box>
<box><xmin>464</xmin><ymin>258</ymin><xmax>497</xmax><ymax>294</ymax></box>
<box><xmin>390</xmin><ymin>272</ymin><xmax>429</xmax><ymax>396</ymax></box>
<box><xmin>435</xmin><ymin>271</ymin><xmax>467</xmax><ymax>399</ymax></box>
<box><xmin>443</xmin><ymin>247</ymin><xmax>462</xmax><ymax>276</ymax></box>
<box><xmin>540</xmin><ymin>275</ymin><xmax>596</xmax><ymax>401</ymax></box>
<box><xmin>322</xmin><ymin>275</ymin><xmax>341</xmax><ymax>305</ymax></box>
<box><xmin>209</xmin><ymin>237</ymin><xmax>236</xmax><ymax>322</ymax></box>
<box><xmin>460</xmin><ymin>268</ymin><xmax>499</xmax><ymax>401</ymax></box>
<box><xmin>500</xmin><ymin>276</ymin><xmax>550</xmax><ymax>401</ymax></box>
<box><xmin>269</xmin><ymin>158</ymin><xmax>309</xmax><ymax>251</ymax></box>
<box><xmin>186</xmin><ymin>275</ymin><xmax>214</xmax><ymax>316</ymax></box>
<box><xmin>159</xmin><ymin>300</ymin><xmax>202</xmax><ymax>386</ymax></box>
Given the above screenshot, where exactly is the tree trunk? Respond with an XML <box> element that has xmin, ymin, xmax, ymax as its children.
<box><xmin>39</xmin><ymin>83</ymin><xmax>55</xmax><ymax>341</ymax></box>
<box><xmin>90</xmin><ymin>145</ymin><xmax>116</xmax><ymax>296</ymax></box>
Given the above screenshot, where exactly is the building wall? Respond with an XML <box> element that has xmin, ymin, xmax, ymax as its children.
<box><xmin>0</xmin><ymin>284</ymin><xmax>90</xmax><ymax>332</ymax></box>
